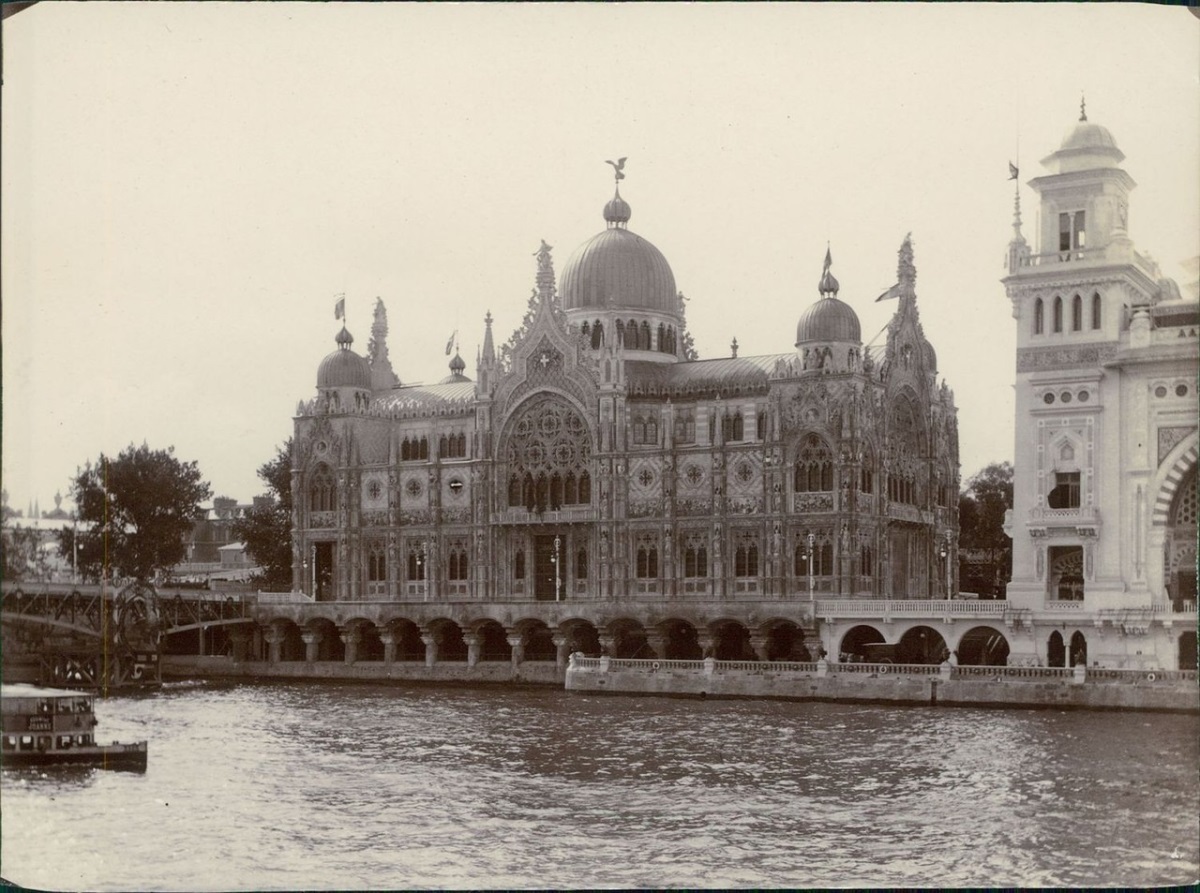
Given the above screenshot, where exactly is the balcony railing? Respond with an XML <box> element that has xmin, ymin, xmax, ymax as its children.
<box><xmin>491</xmin><ymin>507</ymin><xmax>598</xmax><ymax>524</ymax></box>
<box><xmin>814</xmin><ymin>598</ymin><xmax>1008</xmax><ymax>617</ymax></box>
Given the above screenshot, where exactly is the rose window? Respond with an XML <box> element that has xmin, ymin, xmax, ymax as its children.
<box><xmin>503</xmin><ymin>395</ymin><xmax>593</xmax><ymax>509</ymax></box>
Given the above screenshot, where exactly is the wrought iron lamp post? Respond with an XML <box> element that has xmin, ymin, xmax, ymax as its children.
<box><xmin>807</xmin><ymin>531</ymin><xmax>815</xmax><ymax>606</ymax></box>
<box><xmin>553</xmin><ymin>535</ymin><xmax>562</xmax><ymax>602</ymax></box>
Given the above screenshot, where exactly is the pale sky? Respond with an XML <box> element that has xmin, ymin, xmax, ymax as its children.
<box><xmin>3</xmin><ymin>2</ymin><xmax>1198</xmax><ymax>515</ymax></box>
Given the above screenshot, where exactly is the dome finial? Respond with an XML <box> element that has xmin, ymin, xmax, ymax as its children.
<box><xmin>1080</xmin><ymin>93</ymin><xmax>1087</xmax><ymax>122</ymax></box>
<box><xmin>818</xmin><ymin>244</ymin><xmax>840</xmax><ymax>297</ymax></box>
<box><xmin>603</xmin><ymin>158</ymin><xmax>632</xmax><ymax>227</ymax></box>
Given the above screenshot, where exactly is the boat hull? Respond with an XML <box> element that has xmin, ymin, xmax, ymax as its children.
<box><xmin>2</xmin><ymin>741</ymin><xmax>147</xmax><ymax>773</ymax></box>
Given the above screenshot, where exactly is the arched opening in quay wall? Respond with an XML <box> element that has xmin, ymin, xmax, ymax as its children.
<box><xmin>710</xmin><ymin>619</ymin><xmax>752</xmax><ymax>661</ymax></box>
<box><xmin>658</xmin><ymin>618</ymin><xmax>703</xmax><ymax>660</ymax></box>
<box><xmin>560</xmin><ymin>619</ymin><xmax>601</xmax><ymax>657</ymax></box>
<box><xmin>955</xmin><ymin>626</ymin><xmax>1010</xmax><ymax>666</ymax></box>
<box><xmin>896</xmin><ymin>625</ymin><xmax>949</xmax><ymax>665</ymax></box>
<box><xmin>760</xmin><ymin>620</ymin><xmax>811</xmax><ymax>662</ymax></box>
<box><xmin>475</xmin><ymin>620</ymin><xmax>511</xmax><ymax>662</ymax></box>
<box><xmin>385</xmin><ymin>619</ymin><xmax>426</xmax><ymax>661</ymax></box>
<box><xmin>839</xmin><ymin>625</ymin><xmax>886</xmax><ymax>661</ymax></box>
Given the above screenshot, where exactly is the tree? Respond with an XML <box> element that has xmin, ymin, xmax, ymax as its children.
<box><xmin>958</xmin><ymin>461</ymin><xmax>1014</xmax><ymax>599</ymax></box>
<box><xmin>59</xmin><ymin>443</ymin><xmax>212</xmax><ymax>583</ymax></box>
<box><xmin>2</xmin><ymin>520</ymin><xmax>51</xmax><ymax>582</ymax></box>
<box><xmin>232</xmin><ymin>439</ymin><xmax>294</xmax><ymax>589</ymax></box>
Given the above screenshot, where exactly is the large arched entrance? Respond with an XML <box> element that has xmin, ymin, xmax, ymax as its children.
<box><xmin>761</xmin><ymin>621</ymin><xmax>810</xmax><ymax>661</ymax></box>
<box><xmin>476</xmin><ymin>620</ymin><xmax>511</xmax><ymax>662</ymax></box>
<box><xmin>956</xmin><ymin>626</ymin><xmax>1010</xmax><ymax>666</ymax></box>
<box><xmin>839</xmin><ymin>625</ymin><xmax>885</xmax><ymax>661</ymax></box>
<box><xmin>896</xmin><ymin>626</ymin><xmax>949</xmax><ymax>665</ymax></box>
<box><xmin>659</xmin><ymin>619</ymin><xmax>703</xmax><ymax>660</ymax></box>
<box><xmin>607</xmin><ymin>618</ymin><xmax>649</xmax><ymax>658</ymax></box>
<box><xmin>711</xmin><ymin>620</ymin><xmax>753</xmax><ymax>660</ymax></box>
<box><xmin>560</xmin><ymin>619</ymin><xmax>601</xmax><ymax>656</ymax></box>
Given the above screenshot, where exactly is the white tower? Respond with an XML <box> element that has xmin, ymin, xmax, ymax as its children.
<box><xmin>1001</xmin><ymin>101</ymin><xmax>1198</xmax><ymax>670</ymax></box>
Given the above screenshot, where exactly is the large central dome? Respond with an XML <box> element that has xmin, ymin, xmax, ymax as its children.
<box><xmin>559</xmin><ymin>187</ymin><xmax>678</xmax><ymax>314</ymax></box>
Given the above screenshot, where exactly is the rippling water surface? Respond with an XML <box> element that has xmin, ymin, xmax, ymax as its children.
<box><xmin>2</xmin><ymin>681</ymin><xmax>1197</xmax><ymax>890</ymax></box>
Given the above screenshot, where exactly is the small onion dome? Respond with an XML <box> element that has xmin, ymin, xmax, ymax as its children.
<box><xmin>795</xmin><ymin>297</ymin><xmax>861</xmax><ymax>345</ymax></box>
<box><xmin>317</xmin><ymin>326</ymin><xmax>372</xmax><ymax>389</ymax></box>
<box><xmin>603</xmin><ymin>187</ymin><xmax>632</xmax><ymax>225</ymax></box>
<box><xmin>440</xmin><ymin>351</ymin><xmax>470</xmax><ymax>384</ymax></box>
<box><xmin>819</xmin><ymin>262</ymin><xmax>840</xmax><ymax>297</ymax></box>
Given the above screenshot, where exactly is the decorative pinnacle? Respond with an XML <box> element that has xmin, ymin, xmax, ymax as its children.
<box><xmin>1080</xmin><ymin>94</ymin><xmax>1087</xmax><ymax>122</ymax></box>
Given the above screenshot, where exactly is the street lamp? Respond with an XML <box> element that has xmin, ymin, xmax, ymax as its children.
<box><xmin>418</xmin><ymin>541</ymin><xmax>428</xmax><ymax>602</ymax></box>
<box><xmin>553</xmin><ymin>535</ymin><xmax>562</xmax><ymax>602</ymax></box>
<box><xmin>807</xmin><ymin>531</ymin><xmax>815</xmax><ymax>606</ymax></box>
<box><xmin>942</xmin><ymin>533</ymin><xmax>952</xmax><ymax>600</ymax></box>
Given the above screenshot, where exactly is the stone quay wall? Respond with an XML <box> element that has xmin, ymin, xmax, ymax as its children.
<box><xmin>162</xmin><ymin>654</ymin><xmax>1199</xmax><ymax>713</ymax></box>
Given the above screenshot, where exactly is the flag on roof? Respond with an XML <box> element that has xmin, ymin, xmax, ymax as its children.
<box><xmin>445</xmin><ymin>331</ymin><xmax>457</xmax><ymax>355</ymax></box>
<box><xmin>875</xmin><ymin>283</ymin><xmax>902</xmax><ymax>302</ymax></box>
<box><xmin>334</xmin><ymin>296</ymin><xmax>345</xmax><ymax>320</ymax></box>
<box><xmin>1008</xmin><ymin>161</ymin><xmax>1019</xmax><ymax>180</ymax></box>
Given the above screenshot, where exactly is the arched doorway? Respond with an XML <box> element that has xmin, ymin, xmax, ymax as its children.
<box><xmin>1047</xmin><ymin>631</ymin><xmax>1065</xmax><ymax>668</ymax></box>
<box><xmin>896</xmin><ymin>625</ymin><xmax>949</xmax><ymax>665</ymax></box>
<box><xmin>711</xmin><ymin>620</ymin><xmax>753</xmax><ymax>660</ymax></box>
<box><xmin>386</xmin><ymin>619</ymin><xmax>426</xmax><ymax>661</ymax></box>
<box><xmin>660</xmin><ymin>619</ymin><xmax>702</xmax><ymax>660</ymax></box>
<box><xmin>762</xmin><ymin>621</ymin><xmax>809</xmax><ymax>661</ymax></box>
<box><xmin>561</xmin><ymin>620</ymin><xmax>601</xmax><ymax>657</ymax></box>
<box><xmin>607</xmin><ymin>618</ymin><xmax>648</xmax><ymax>658</ymax></box>
<box><xmin>1179</xmin><ymin>631</ymin><xmax>1197</xmax><ymax>671</ymax></box>
<box><xmin>1165</xmin><ymin>468</ymin><xmax>1197</xmax><ymax>611</ymax></box>
<box><xmin>431</xmin><ymin>621</ymin><xmax>467</xmax><ymax>662</ymax></box>
<box><xmin>956</xmin><ymin>626</ymin><xmax>1010</xmax><ymax>666</ymax></box>
<box><xmin>1069</xmin><ymin>631</ymin><xmax>1088</xmax><ymax>667</ymax></box>
<box><xmin>839</xmin><ymin>625</ymin><xmax>885</xmax><ymax>662</ymax></box>
<box><xmin>476</xmin><ymin>620</ymin><xmax>511</xmax><ymax>661</ymax></box>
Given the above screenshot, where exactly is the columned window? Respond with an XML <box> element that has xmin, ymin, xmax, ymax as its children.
<box><xmin>310</xmin><ymin>465</ymin><xmax>335</xmax><ymax>512</ymax></box>
<box><xmin>683</xmin><ymin>536</ymin><xmax>707</xmax><ymax>578</ymax></box>
<box><xmin>636</xmin><ymin>540</ymin><xmax>659</xmax><ymax>578</ymax></box>
<box><xmin>793</xmin><ymin>434</ymin><xmax>833</xmax><ymax>492</ymax></box>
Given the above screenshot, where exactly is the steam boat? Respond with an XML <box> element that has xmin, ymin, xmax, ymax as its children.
<box><xmin>1</xmin><ymin>684</ymin><xmax>148</xmax><ymax>772</ymax></box>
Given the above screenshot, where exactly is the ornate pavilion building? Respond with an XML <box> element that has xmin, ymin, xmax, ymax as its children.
<box><xmin>276</xmin><ymin>169</ymin><xmax>960</xmax><ymax>664</ymax></box>
<box><xmin>1002</xmin><ymin>102</ymin><xmax>1199</xmax><ymax>670</ymax></box>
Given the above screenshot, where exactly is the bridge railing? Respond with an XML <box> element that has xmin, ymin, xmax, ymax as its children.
<box><xmin>255</xmin><ymin>590</ymin><xmax>314</xmax><ymax>605</ymax></box>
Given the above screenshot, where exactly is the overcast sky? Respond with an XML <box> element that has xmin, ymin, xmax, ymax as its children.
<box><xmin>3</xmin><ymin>2</ymin><xmax>1197</xmax><ymax>515</ymax></box>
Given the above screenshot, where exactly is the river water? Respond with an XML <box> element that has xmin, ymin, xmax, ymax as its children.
<box><xmin>2</xmin><ymin>681</ymin><xmax>1197</xmax><ymax>890</ymax></box>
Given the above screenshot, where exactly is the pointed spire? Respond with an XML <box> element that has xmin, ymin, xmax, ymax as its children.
<box><xmin>897</xmin><ymin>233</ymin><xmax>916</xmax><ymax>298</ymax></box>
<box><xmin>481</xmin><ymin>310</ymin><xmax>495</xmax><ymax>364</ymax></box>
<box><xmin>534</xmin><ymin>240</ymin><xmax>556</xmax><ymax>301</ymax></box>
<box><xmin>730</xmin><ymin>337</ymin><xmax>739</xmax><ymax>358</ymax></box>
<box><xmin>368</xmin><ymin>298</ymin><xmax>399</xmax><ymax>389</ymax></box>
<box><xmin>1079</xmin><ymin>93</ymin><xmax>1087</xmax><ymax>122</ymax></box>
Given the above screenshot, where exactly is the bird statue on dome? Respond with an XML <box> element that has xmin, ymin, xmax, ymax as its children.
<box><xmin>606</xmin><ymin>157</ymin><xmax>627</xmax><ymax>181</ymax></box>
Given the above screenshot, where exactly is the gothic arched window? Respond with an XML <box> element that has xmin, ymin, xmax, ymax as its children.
<box><xmin>1091</xmin><ymin>292</ymin><xmax>1102</xmax><ymax>330</ymax></box>
<box><xmin>1071</xmin><ymin>294</ymin><xmax>1083</xmax><ymax>331</ymax></box>
<box><xmin>794</xmin><ymin>434</ymin><xmax>833</xmax><ymax>492</ymax></box>
<box><xmin>1053</xmin><ymin>296</ymin><xmax>1063</xmax><ymax>333</ymax></box>
<box><xmin>310</xmin><ymin>465</ymin><xmax>335</xmax><ymax>512</ymax></box>
<box><xmin>640</xmin><ymin>321</ymin><xmax>652</xmax><ymax>350</ymax></box>
<box><xmin>1034</xmin><ymin>298</ymin><xmax>1044</xmax><ymax>335</ymax></box>
<box><xmin>575</xmin><ymin>547</ymin><xmax>588</xmax><ymax>580</ymax></box>
<box><xmin>503</xmin><ymin>395</ymin><xmax>593</xmax><ymax>509</ymax></box>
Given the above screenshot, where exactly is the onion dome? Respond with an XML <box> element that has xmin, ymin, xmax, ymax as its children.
<box><xmin>560</xmin><ymin>187</ymin><xmax>678</xmax><ymax>314</ymax></box>
<box><xmin>317</xmin><ymin>326</ymin><xmax>372</xmax><ymax>389</ymax></box>
<box><xmin>440</xmin><ymin>351</ymin><xmax>470</xmax><ymax>384</ymax></box>
<box><xmin>796</xmin><ymin>248</ymin><xmax>861</xmax><ymax>345</ymax></box>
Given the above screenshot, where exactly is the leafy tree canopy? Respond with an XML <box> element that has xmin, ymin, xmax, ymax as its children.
<box><xmin>958</xmin><ymin>461</ymin><xmax>1014</xmax><ymax>598</ymax></box>
<box><xmin>232</xmin><ymin>438</ymin><xmax>293</xmax><ymax>589</ymax></box>
<box><xmin>58</xmin><ymin>443</ymin><xmax>212</xmax><ymax>583</ymax></box>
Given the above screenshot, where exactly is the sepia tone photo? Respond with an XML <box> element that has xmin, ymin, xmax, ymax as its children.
<box><xmin>2</xmin><ymin>3</ymin><xmax>1197</xmax><ymax>890</ymax></box>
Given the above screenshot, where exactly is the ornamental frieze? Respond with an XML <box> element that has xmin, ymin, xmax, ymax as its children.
<box><xmin>675</xmin><ymin>498</ymin><xmax>712</xmax><ymax>516</ymax></box>
<box><xmin>399</xmin><ymin>509</ymin><xmax>432</xmax><ymax>525</ymax></box>
<box><xmin>360</xmin><ymin>510</ymin><xmax>389</xmax><ymax>527</ymax></box>
<box><xmin>1017</xmin><ymin>342</ymin><xmax>1117</xmax><ymax>373</ymax></box>
<box><xmin>794</xmin><ymin>493</ymin><xmax>834</xmax><ymax>512</ymax></box>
